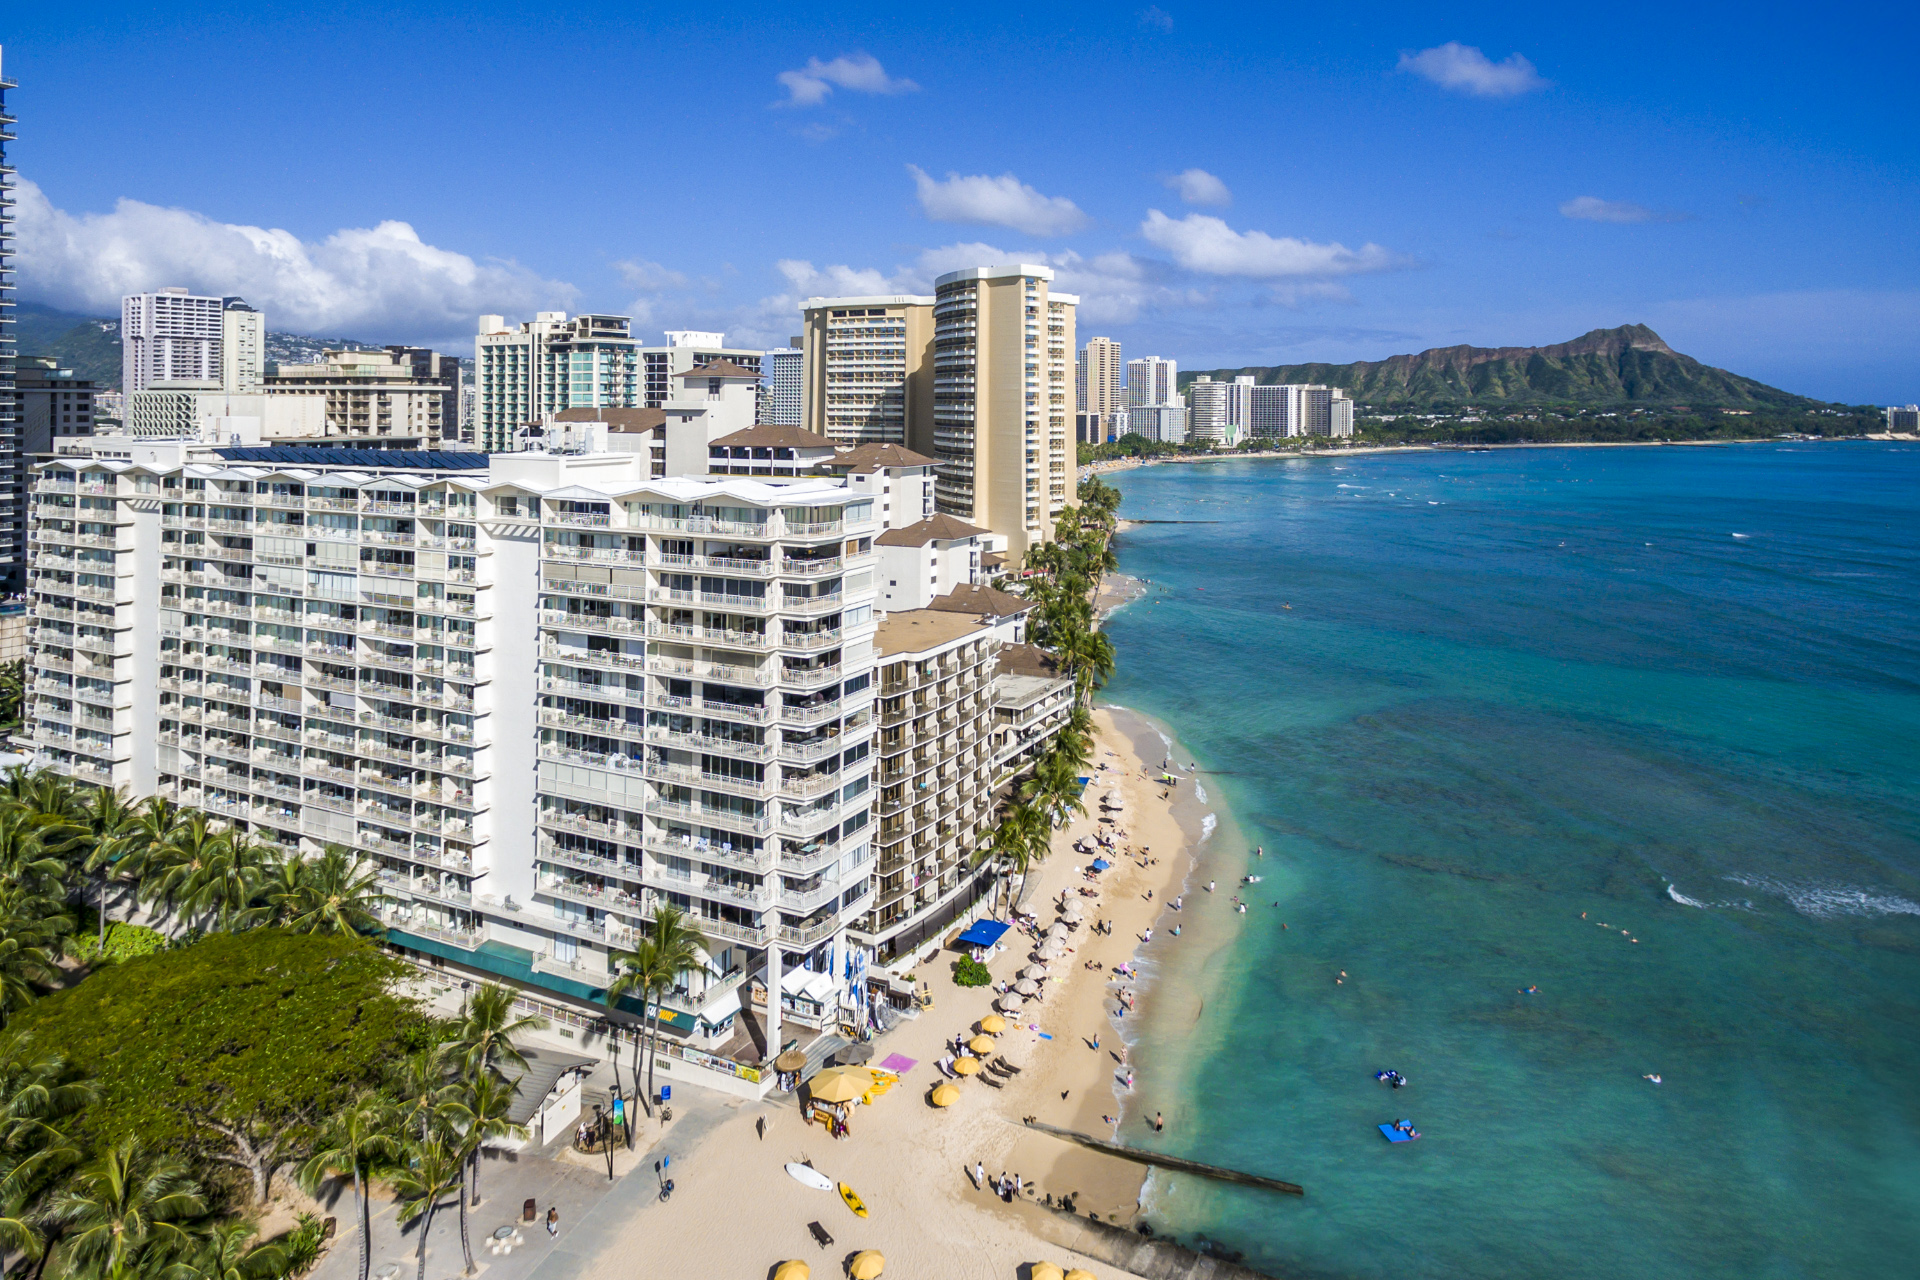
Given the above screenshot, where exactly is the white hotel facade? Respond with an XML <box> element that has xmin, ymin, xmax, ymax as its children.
<box><xmin>22</xmin><ymin>440</ymin><xmax>887</xmax><ymax>1081</ymax></box>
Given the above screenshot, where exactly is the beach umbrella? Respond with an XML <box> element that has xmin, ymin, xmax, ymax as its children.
<box><xmin>930</xmin><ymin>1083</ymin><xmax>961</xmax><ymax>1108</ymax></box>
<box><xmin>996</xmin><ymin>994</ymin><xmax>1025</xmax><ymax>1012</ymax></box>
<box><xmin>1030</xmin><ymin>1264</ymin><xmax>1065</xmax><ymax>1280</ymax></box>
<box><xmin>1014</xmin><ymin>978</ymin><xmax>1041</xmax><ymax>996</ymax></box>
<box><xmin>806</xmin><ymin>1065</ymin><xmax>874</xmax><ymax>1104</ymax></box>
<box><xmin>1061</xmin><ymin>905</ymin><xmax>1084</xmax><ymax>920</ymax></box>
<box><xmin>849</xmin><ymin>1251</ymin><xmax>886</xmax><ymax>1279</ymax></box>
<box><xmin>773</xmin><ymin>1262</ymin><xmax>810</xmax><ymax>1280</ymax></box>
<box><xmin>952</xmin><ymin>1056</ymin><xmax>982</xmax><ymax>1075</ymax></box>
<box><xmin>1046</xmin><ymin>923</ymin><xmax>1069</xmax><ymax>937</ymax></box>
<box><xmin>775</xmin><ymin>1049</ymin><xmax>809</xmax><ymax>1073</ymax></box>
<box><xmin>836</xmin><ymin>1042</ymin><xmax>875</xmax><ymax>1065</ymax></box>
<box><xmin>1037</xmin><ymin>941</ymin><xmax>1066</xmax><ymax>959</ymax></box>
<box><xmin>979</xmin><ymin>1014</ymin><xmax>1007</xmax><ymax>1034</ymax></box>
<box><xmin>1020</xmin><ymin>964</ymin><xmax>1049</xmax><ymax>980</ymax></box>
<box><xmin>969</xmin><ymin>1034</ymin><xmax>995</xmax><ymax>1054</ymax></box>
<box><xmin>1064</xmin><ymin>1270</ymin><xmax>1097</xmax><ymax>1280</ymax></box>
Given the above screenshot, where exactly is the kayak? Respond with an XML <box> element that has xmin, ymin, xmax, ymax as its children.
<box><xmin>785</xmin><ymin>1162</ymin><xmax>834</xmax><ymax>1191</ymax></box>
<box><xmin>838</xmin><ymin>1181</ymin><xmax>869</xmax><ymax>1218</ymax></box>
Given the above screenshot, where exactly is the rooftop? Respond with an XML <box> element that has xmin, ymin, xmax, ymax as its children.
<box><xmin>554</xmin><ymin>406</ymin><xmax>667</xmax><ymax>433</ymax></box>
<box><xmin>675</xmin><ymin>360</ymin><xmax>761</xmax><ymax>380</ymax></box>
<box><xmin>926</xmin><ymin>583</ymin><xmax>1032</xmax><ymax>619</ymax></box>
<box><xmin>994</xmin><ymin>642</ymin><xmax>1065</xmax><ymax>680</ymax></box>
<box><xmin>710</xmin><ymin>423</ymin><xmax>839</xmax><ymax>451</ymax></box>
<box><xmin>213</xmin><ymin>447</ymin><xmax>489</xmax><ymax>469</ymax></box>
<box><xmin>830</xmin><ymin>443</ymin><xmax>937</xmax><ymax>474</ymax></box>
<box><xmin>875</xmin><ymin>514</ymin><xmax>992</xmax><ymax>547</ymax></box>
<box><xmin>874</xmin><ymin>609</ymin><xmax>993</xmax><ymax>658</ymax></box>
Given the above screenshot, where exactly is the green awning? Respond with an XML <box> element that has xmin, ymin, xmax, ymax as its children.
<box><xmin>386</xmin><ymin>932</ymin><xmax>696</xmax><ymax>1032</ymax></box>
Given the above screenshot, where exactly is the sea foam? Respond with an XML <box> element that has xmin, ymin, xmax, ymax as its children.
<box><xmin>1725</xmin><ymin>874</ymin><xmax>1920</xmax><ymax>919</ymax></box>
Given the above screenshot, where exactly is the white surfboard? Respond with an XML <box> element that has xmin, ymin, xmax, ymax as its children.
<box><xmin>785</xmin><ymin>1162</ymin><xmax>834</xmax><ymax>1191</ymax></box>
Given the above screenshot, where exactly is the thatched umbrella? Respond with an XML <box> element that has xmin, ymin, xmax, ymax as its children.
<box><xmin>775</xmin><ymin>1048</ymin><xmax>809</xmax><ymax>1073</ymax></box>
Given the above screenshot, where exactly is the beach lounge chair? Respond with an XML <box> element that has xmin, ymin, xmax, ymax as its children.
<box><xmin>807</xmin><ymin>1221</ymin><xmax>834</xmax><ymax>1249</ymax></box>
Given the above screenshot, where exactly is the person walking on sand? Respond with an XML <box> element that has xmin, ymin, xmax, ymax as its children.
<box><xmin>973</xmin><ymin>1160</ymin><xmax>985</xmax><ymax>1190</ymax></box>
<box><xmin>546</xmin><ymin>1207</ymin><xmax>559</xmax><ymax>1238</ymax></box>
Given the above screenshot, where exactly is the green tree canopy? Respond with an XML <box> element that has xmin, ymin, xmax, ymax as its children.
<box><xmin>11</xmin><ymin>930</ymin><xmax>420</xmax><ymax>1205</ymax></box>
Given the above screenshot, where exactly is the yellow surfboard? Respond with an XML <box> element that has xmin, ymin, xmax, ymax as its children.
<box><xmin>838</xmin><ymin>1181</ymin><xmax>869</xmax><ymax>1218</ymax></box>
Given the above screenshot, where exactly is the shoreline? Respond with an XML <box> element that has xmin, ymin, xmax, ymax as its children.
<box><xmin>1078</xmin><ymin>433</ymin><xmax>1905</xmax><ymax>479</ymax></box>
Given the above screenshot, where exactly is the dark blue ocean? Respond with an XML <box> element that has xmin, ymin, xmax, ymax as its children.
<box><xmin>1099</xmin><ymin>443</ymin><xmax>1920</xmax><ymax>1280</ymax></box>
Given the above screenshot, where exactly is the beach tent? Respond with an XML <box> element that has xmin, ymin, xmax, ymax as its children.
<box><xmin>850</xmin><ymin>1251</ymin><xmax>885</xmax><ymax>1279</ymax></box>
<box><xmin>956</xmin><ymin>919</ymin><xmax>1011</xmax><ymax>948</ymax></box>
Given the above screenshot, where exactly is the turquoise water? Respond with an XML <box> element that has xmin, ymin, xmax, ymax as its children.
<box><xmin>1101</xmin><ymin>444</ymin><xmax>1920</xmax><ymax>1280</ymax></box>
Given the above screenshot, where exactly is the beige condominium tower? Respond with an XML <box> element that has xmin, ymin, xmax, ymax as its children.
<box><xmin>930</xmin><ymin>265</ymin><xmax>1076</xmax><ymax>561</ymax></box>
<box><xmin>799</xmin><ymin>295</ymin><xmax>936</xmax><ymax>447</ymax></box>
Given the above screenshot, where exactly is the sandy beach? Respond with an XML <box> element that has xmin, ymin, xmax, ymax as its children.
<box><xmin>559</xmin><ymin>704</ymin><xmax>1230</xmax><ymax>1280</ymax></box>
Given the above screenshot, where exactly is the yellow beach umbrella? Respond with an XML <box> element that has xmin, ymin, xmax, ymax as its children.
<box><xmin>969</xmin><ymin>1034</ymin><xmax>995</xmax><ymax>1054</ymax></box>
<box><xmin>1064</xmin><ymin>1271</ymin><xmax>1097</xmax><ymax>1280</ymax></box>
<box><xmin>850</xmin><ymin>1250</ymin><xmax>886</xmax><ymax>1279</ymax></box>
<box><xmin>1030</xmin><ymin>1264</ymin><xmax>1065</xmax><ymax>1280</ymax></box>
<box><xmin>774</xmin><ymin>1263</ymin><xmax>810</xmax><ymax>1280</ymax></box>
<box><xmin>807</xmin><ymin>1065</ymin><xmax>875</xmax><ymax>1104</ymax></box>
<box><xmin>930</xmin><ymin>1082</ymin><xmax>961</xmax><ymax>1107</ymax></box>
<box><xmin>951</xmin><ymin>1056</ymin><xmax>982</xmax><ymax>1075</ymax></box>
<box><xmin>979</xmin><ymin>1014</ymin><xmax>1007</xmax><ymax>1034</ymax></box>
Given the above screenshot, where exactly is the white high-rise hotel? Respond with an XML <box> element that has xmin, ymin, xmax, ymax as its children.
<box><xmin>23</xmin><ymin>439</ymin><xmax>888</xmax><ymax>1080</ymax></box>
<box><xmin>121</xmin><ymin>290</ymin><xmax>265</xmax><ymax>396</ymax></box>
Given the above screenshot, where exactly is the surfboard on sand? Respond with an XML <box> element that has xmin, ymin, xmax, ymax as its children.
<box><xmin>837</xmin><ymin>1182</ymin><xmax>869</xmax><ymax>1217</ymax></box>
<box><xmin>785</xmin><ymin>1162</ymin><xmax>834</xmax><ymax>1191</ymax></box>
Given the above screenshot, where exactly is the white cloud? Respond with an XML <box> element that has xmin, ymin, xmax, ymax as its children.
<box><xmin>12</xmin><ymin>177</ymin><xmax>573</xmax><ymax>343</ymax></box>
<box><xmin>1139</xmin><ymin>210</ymin><xmax>1400</xmax><ymax>279</ymax></box>
<box><xmin>907</xmin><ymin>166</ymin><xmax>1090</xmax><ymax>236</ymax></box>
<box><xmin>1559</xmin><ymin>195</ymin><xmax>1687</xmax><ymax>224</ymax></box>
<box><xmin>1397</xmin><ymin>42</ymin><xmax>1547</xmax><ymax>97</ymax></box>
<box><xmin>1165</xmin><ymin>168</ymin><xmax>1231</xmax><ymax>206</ymax></box>
<box><xmin>775</xmin><ymin>53</ymin><xmax>918</xmax><ymax>108</ymax></box>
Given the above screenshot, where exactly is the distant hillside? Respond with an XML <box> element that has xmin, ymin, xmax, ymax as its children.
<box><xmin>10</xmin><ymin>302</ymin><xmax>377</xmax><ymax>391</ymax></box>
<box><xmin>1184</xmin><ymin>325</ymin><xmax>1828</xmax><ymax>410</ymax></box>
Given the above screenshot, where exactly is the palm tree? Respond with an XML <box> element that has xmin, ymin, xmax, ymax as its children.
<box><xmin>1059</xmin><ymin>628</ymin><xmax>1117</xmax><ymax>707</ymax></box>
<box><xmin>0</xmin><ymin>809</ymin><xmax>76</xmax><ymax>908</ymax></box>
<box><xmin>0</xmin><ymin>1032</ymin><xmax>96</xmax><ymax>1276</ymax></box>
<box><xmin>299</xmin><ymin>1093</ymin><xmax>397</xmax><ymax>1280</ymax></box>
<box><xmin>273</xmin><ymin>846</ymin><xmax>386</xmax><ymax>937</ymax></box>
<box><xmin>0</xmin><ymin>896</ymin><xmax>64</xmax><ymax>1027</ymax></box>
<box><xmin>165</xmin><ymin>1220</ymin><xmax>285</xmax><ymax>1280</ymax></box>
<box><xmin>1004</xmin><ymin>802</ymin><xmax>1056</xmax><ymax>912</ymax></box>
<box><xmin>440</xmin><ymin>1069</ymin><xmax>523</xmax><ymax>1272</ymax></box>
<box><xmin>78</xmin><ymin>789</ymin><xmax>140</xmax><ymax>949</ymax></box>
<box><xmin>1021</xmin><ymin>751</ymin><xmax>1087</xmax><ymax>828</ymax></box>
<box><xmin>0</xmin><ymin>661</ymin><xmax>25</xmax><ymax>730</ymax></box>
<box><xmin>446</xmin><ymin>984</ymin><xmax>544</xmax><ymax>1083</ymax></box>
<box><xmin>390</xmin><ymin>1134</ymin><xmax>463</xmax><ymax>1280</ymax></box>
<box><xmin>136</xmin><ymin>810</ymin><xmax>223</xmax><ymax>927</ymax></box>
<box><xmin>190</xmin><ymin>834</ymin><xmax>275</xmax><ymax>933</ymax></box>
<box><xmin>606</xmin><ymin>907</ymin><xmax>708</xmax><ymax>1116</ymax></box>
<box><xmin>49</xmin><ymin>1139</ymin><xmax>207</xmax><ymax>1280</ymax></box>
<box><xmin>388</xmin><ymin>1047</ymin><xmax>453</xmax><ymax>1147</ymax></box>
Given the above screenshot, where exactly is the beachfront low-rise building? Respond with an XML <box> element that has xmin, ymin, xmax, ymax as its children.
<box><xmin>23</xmin><ymin>440</ymin><xmax>881</xmax><ymax>1089</ymax></box>
<box><xmin>989</xmin><ymin>643</ymin><xmax>1076</xmax><ymax>785</ymax></box>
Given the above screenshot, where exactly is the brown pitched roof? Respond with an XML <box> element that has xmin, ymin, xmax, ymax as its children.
<box><xmin>709</xmin><ymin>423</ymin><xmax>839</xmax><ymax>450</ymax></box>
<box><xmin>830</xmin><ymin>443</ymin><xmax>937</xmax><ymax>474</ymax></box>
<box><xmin>675</xmin><ymin>360</ymin><xmax>760</xmax><ymax>380</ymax></box>
<box><xmin>926</xmin><ymin>582</ymin><xmax>1032</xmax><ymax>618</ymax></box>
<box><xmin>874</xmin><ymin>514</ymin><xmax>993</xmax><ymax>547</ymax></box>
<box><xmin>994</xmin><ymin>641</ymin><xmax>1063</xmax><ymax>679</ymax></box>
<box><xmin>554</xmin><ymin>406</ymin><xmax>666</xmax><ymax>433</ymax></box>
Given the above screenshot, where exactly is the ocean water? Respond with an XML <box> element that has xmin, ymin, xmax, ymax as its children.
<box><xmin>1100</xmin><ymin>444</ymin><xmax>1920</xmax><ymax>1280</ymax></box>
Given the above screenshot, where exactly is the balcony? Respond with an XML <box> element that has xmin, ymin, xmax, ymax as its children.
<box><xmin>780</xmin><ymin>557</ymin><xmax>843</xmax><ymax>578</ymax></box>
<box><xmin>644</xmin><ymin>623</ymin><xmax>770</xmax><ymax>651</ymax></box>
<box><xmin>779</xmin><ymin>628</ymin><xmax>841</xmax><ymax>652</ymax></box>
<box><xmin>654</xmin><ymin>553</ymin><xmax>774</xmax><ymax>577</ymax></box>
<box><xmin>644</xmin><ymin>797</ymin><xmax>772</xmax><ymax>836</ymax></box>
<box><xmin>780</xmin><ymin>593</ymin><xmax>843</xmax><ymax>617</ymax></box>
<box><xmin>644</xmin><ymin>726</ymin><xmax>774</xmax><ymax>761</ymax></box>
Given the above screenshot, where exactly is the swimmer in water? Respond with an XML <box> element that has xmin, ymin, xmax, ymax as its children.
<box><xmin>1643</xmin><ymin>1074</ymin><xmax>1662</xmax><ymax>1085</ymax></box>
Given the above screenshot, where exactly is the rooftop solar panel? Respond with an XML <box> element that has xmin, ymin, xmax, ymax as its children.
<box><xmin>213</xmin><ymin>447</ymin><xmax>492</xmax><ymax>470</ymax></box>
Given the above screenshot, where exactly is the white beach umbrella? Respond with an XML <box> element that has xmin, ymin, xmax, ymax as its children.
<box><xmin>1061</xmin><ymin>903</ymin><xmax>1085</xmax><ymax>918</ymax></box>
<box><xmin>1020</xmin><ymin>964</ymin><xmax>1050</xmax><ymax>980</ymax></box>
<box><xmin>996</xmin><ymin>993</ymin><xmax>1026</xmax><ymax>1012</ymax></box>
<box><xmin>1037</xmin><ymin>940</ymin><xmax>1067</xmax><ymax>960</ymax></box>
<box><xmin>1014</xmin><ymin>978</ymin><xmax>1041</xmax><ymax>996</ymax></box>
<box><xmin>1046</xmin><ymin>922</ymin><xmax>1070</xmax><ymax>937</ymax></box>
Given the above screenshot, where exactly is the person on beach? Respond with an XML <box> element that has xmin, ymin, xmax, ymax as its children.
<box><xmin>1142</xmin><ymin>927</ymin><xmax>1153</xmax><ymax>943</ymax></box>
<box><xmin>974</xmin><ymin>1161</ymin><xmax>985</xmax><ymax>1189</ymax></box>
<box><xmin>1172</xmin><ymin>895</ymin><xmax>1183</xmax><ymax>910</ymax></box>
<box><xmin>1171</xmin><ymin>924</ymin><xmax>1181</xmax><ymax>936</ymax></box>
<box><xmin>1206</xmin><ymin>880</ymin><xmax>1215</xmax><ymax>892</ymax></box>
<box><xmin>1154</xmin><ymin>1111</ymin><xmax>1165</xmax><ymax>1132</ymax></box>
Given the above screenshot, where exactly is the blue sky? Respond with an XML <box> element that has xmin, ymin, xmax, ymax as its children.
<box><xmin>6</xmin><ymin>0</ymin><xmax>1915</xmax><ymax>401</ymax></box>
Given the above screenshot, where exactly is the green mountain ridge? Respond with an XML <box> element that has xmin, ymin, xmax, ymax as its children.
<box><xmin>1184</xmin><ymin>324</ymin><xmax>1830</xmax><ymax>409</ymax></box>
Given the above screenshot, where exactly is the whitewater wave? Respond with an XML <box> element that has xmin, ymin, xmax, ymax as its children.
<box><xmin>1724</xmin><ymin>874</ymin><xmax>1920</xmax><ymax>919</ymax></box>
<box><xmin>1731</xmin><ymin>532</ymin><xmax>1751</xmax><ymax>539</ymax></box>
<box><xmin>1198</xmin><ymin>812</ymin><xmax>1217</xmax><ymax>843</ymax></box>
<box><xmin>1666</xmin><ymin>883</ymin><xmax>1710</xmax><ymax>908</ymax></box>
<box><xmin>1194</xmin><ymin>781</ymin><xmax>1208</xmax><ymax>804</ymax></box>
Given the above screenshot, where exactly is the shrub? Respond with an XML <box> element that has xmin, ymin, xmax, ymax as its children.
<box><xmin>953</xmin><ymin>957</ymin><xmax>992</xmax><ymax>987</ymax></box>
<box><xmin>67</xmin><ymin>921</ymin><xmax>165</xmax><ymax>965</ymax></box>
<box><xmin>277</xmin><ymin>1211</ymin><xmax>326</xmax><ymax>1277</ymax></box>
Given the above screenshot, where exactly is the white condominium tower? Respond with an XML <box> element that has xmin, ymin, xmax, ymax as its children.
<box><xmin>1249</xmin><ymin>384</ymin><xmax>1355</xmax><ymax>438</ymax></box>
<box><xmin>799</xmin><ymin>297</ymin><xmax>935</xmax><ymax>446</ymax></box>
<box><xmin>1076</xmin><ymin>337</ymin><xmax>1122</xmax><ymax>445</ymax></box>
<box><xmin>24</xmin><ymin>441</ymin><xmax>883</xmax><ymax>1080</ymax></box>
<box><xmin>1126</xmin><ymin>356</ymin><xmax>1178</xmax><ymax>408</ymax></box>
<box><xmin>474</xmin><ymin>313</ymin><xmax>640</xmax><ymax>452</ymax></box>
<box><xmin>123</xmin><ymin>290</ymin><xmax>265</xmax><ymax>396</ymax></box>
<box><xmin>762</xmin><ymin>348</ymin><xmax>804</xmax><ymax>426</ymax></box>
<box><xmin>640</xmin><ymin>332</ymin><xmax>764</xmax><ymax>410</ymax></box>
<box><xmin>0</xmin><ymin>48</ymin><xmax>19</xmax><ymax>591</ymax></box>
<box><xmin>930</xmin><ymin>265</ymin><xmax>1076</xmax><ymax>559</ymax></box>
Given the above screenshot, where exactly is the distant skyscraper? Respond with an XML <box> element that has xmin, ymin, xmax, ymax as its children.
<box><xmin>122</xmin><ymin>289</ymin><xmax>226</xmax><ymax>395</ymax></box>
<box><xmin>800</xmin><ymin>295</ymin><xmax>935</xmax><ymax>445</ymax></box>
<box><xmin>1227</xmin><ymin>375</ymin><xmax>1255</xmax><ymax>444</ymax></box>
<box><xmin>474</xmin><ymin>312</ymin><xmax>640</xmax><ymax>452</ymax></box>
<box><xmin>1127</xmin><ymin>356</ymin><xmax>1178</xmax><ymax>407</ymax></box>
<box><xmin>1187</xmin><ymin>376</ymin><xmax>1229</xmax><ymax>444</ymax></box>
<box><xmin>1076</xmin><ymin>337</ymin><xmax>1122</xmax><ymax>444</ymax></box>
<box><xmin>221</xmin><ymin>298</ymin><xmax>264</xmax><ymax>392</ymax></box>
<box><xmin>0</xmin><ymin>48</ymin><xmax>21</xmax><ymax>589</ymax></box>
<box><xmin>763</xmin><ymin>347</ymin><xmax>804</xmax><ymax>425</ymax></box>
<box><xmin>1249</xmin><ymin>384</ymin><xmax>1353</xmax><ymax>438</ymax></box>
<box><xmin>1887</xmin><ymin>405</ymin><xmax>1919</xmax><ymax>433</ymax></box>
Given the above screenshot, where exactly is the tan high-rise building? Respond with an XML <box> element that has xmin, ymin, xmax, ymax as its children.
<box><xmin>930</xmin><ymin>265</ymin><xmax>1076</xmax><ymax>561</ymax></box>
<box><xmin>1075</xmin><ymin>336</ymin><xmax>1122</xmax><ymax>445</ymax></box>
<box><xmin>800</xmin><ymin>295</ymin><xmax>936</xmax><ymax>446</ymax></box>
